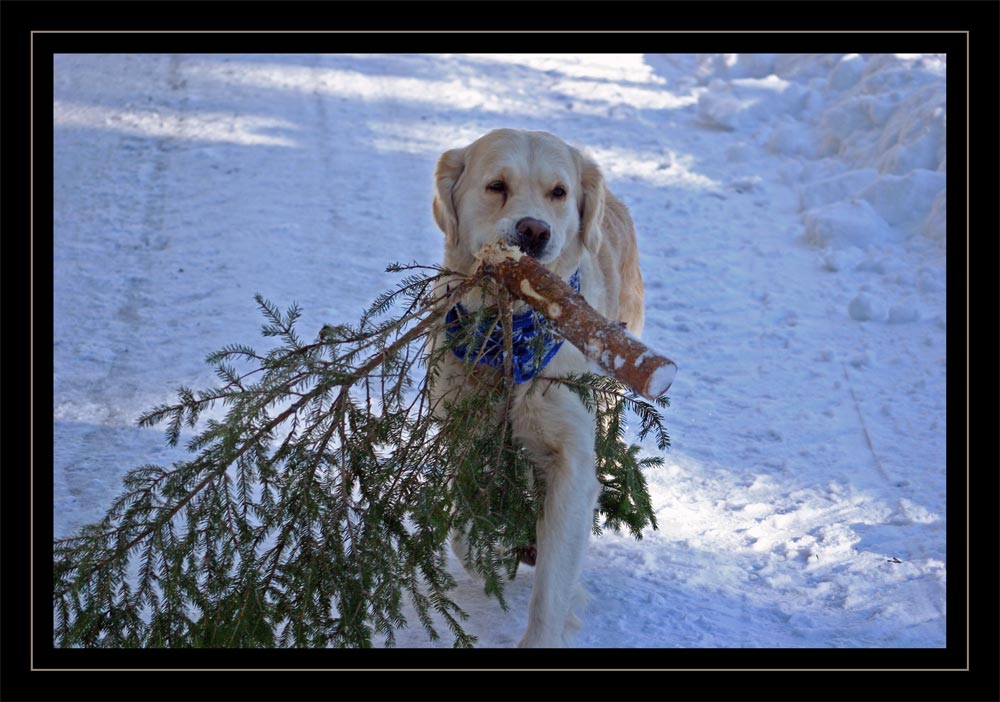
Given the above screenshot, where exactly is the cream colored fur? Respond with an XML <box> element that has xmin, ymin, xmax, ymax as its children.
<box><xmin>430</xmin><ymin>129</ymin><xmax>644</xmax><ymax>647</ymax></box>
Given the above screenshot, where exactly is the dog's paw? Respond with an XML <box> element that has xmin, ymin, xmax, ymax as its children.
<box><xmin>516</xmin><ymin>544</ymin><xmax>537</xmax><ymax>567</ymax></box>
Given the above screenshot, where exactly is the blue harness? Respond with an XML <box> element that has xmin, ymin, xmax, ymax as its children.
<box><xmin>445</xmin><ymin>269</ymin><xmax>580</xmax><ymax>384</ymax></box>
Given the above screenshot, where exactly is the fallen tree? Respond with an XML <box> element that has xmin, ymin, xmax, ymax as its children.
<box><xmin>54</xmin><ymin>246</ymin><xmax>675</xmax><ymax>648</ymax></box>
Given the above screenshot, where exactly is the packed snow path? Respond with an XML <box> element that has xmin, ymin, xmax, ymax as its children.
<box><xmin>53</xmin><ymin>53</ymin><xmax>947</xmax><ymax>648</ymax></box>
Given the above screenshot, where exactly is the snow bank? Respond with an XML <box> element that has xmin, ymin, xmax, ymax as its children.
<box><xmin>695</xmin><ymin>53</ymin><xmax>946</xmax><ymax>247</ymax></box>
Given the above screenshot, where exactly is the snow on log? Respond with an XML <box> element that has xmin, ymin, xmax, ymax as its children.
<box><xmin>475</xmin><ymin>242</ymin><xmax>677</xmax><ymax>400</ymax></box>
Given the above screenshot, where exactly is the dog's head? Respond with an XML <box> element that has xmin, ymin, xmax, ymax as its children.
<box><xmin>433</xmin><ymin>129</ymin><xmax>605</xmax><ymax>277</ymax></box>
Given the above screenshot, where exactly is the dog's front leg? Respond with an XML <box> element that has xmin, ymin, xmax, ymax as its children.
<box><xmin>513</xmin><ymin>389</ymin><xmax>600</xmax><ymax>648</ymax></box>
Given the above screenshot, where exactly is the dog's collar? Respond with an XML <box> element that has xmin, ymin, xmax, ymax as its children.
<box><xmin>445</xmin><ymin>269</ymin><xmax>581</xmax><ymax>384</ymax></box>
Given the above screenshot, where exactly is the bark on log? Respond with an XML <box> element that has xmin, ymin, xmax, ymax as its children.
<box><xmin>474</xmin><ymin>243</ymin><xmax>677</xmax><ymax>400</ymax></box>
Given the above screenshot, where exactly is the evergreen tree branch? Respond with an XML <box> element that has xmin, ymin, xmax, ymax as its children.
<box><xmin>54</xmin><ymin>256</ymin><xmax>672</xmax><ymax>648</ymax></box>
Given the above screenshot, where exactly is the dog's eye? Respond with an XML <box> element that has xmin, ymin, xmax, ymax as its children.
<box><xmin>487</xmin><ymin>180</ymin><xmax>506</xmax><ymax>193</ymax></box>
<box><xmin>551</xmin><ymin>186</ymin><xmax>567</xmax><ymax>199</ymax></box>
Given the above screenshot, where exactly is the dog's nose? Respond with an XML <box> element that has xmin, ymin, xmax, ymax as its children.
<box><xmin>515</xmin><ymin>217</ymin><xmax>551</xmax><ymax>257</ymax></box>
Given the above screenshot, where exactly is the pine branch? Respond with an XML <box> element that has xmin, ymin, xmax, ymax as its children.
<box><xmin>54</xmin><ymin>253</ymin><xmax>673</xmax><ymax>648</ymax></box>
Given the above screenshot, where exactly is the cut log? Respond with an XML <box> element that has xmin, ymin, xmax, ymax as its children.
<box><xmin>474</xmin><ymin>242</ymin><xmax>677</xmax><ymax>400</ymax></box>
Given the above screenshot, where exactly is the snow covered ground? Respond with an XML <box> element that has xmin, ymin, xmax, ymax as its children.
<box><xmin>52</xmin><ymin>53</ymin><xmax>947</xmax><ymax>648</ymax></box>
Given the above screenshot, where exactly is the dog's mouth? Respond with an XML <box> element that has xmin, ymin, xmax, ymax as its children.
<box><xmin>510</xmin><ymin>235</ymin><xmax>557</xmax><ymax>264</ymax></box>
<box><xmin>495</xmin><ymin>234</ymin><xmax>549</xmax><ymax>262</ymax></box>
<box><xmin>516</xmin><ymin>242</ymin><xmax>546</xmax><ymax>260</ymax></box>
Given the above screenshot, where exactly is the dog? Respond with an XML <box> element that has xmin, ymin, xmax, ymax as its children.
<box><xmin>429</xmin><ymin>129</ymin><xmax>644</xmax><ymax>647</ymax></box>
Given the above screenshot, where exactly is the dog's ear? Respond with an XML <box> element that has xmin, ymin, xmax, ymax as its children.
<box><xmin>432</xmin><ymin>147</ymin><xmax>467</xmax><ymax>247</ymax></box>
<box><xmin>578</xmin><ymin>153</ymin><xmax>606</xmax><ymax>254</ymax></box>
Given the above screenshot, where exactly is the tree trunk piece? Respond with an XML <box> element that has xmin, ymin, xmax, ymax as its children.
<box><xmin>475</xmin><ymin>243</ymin><xmax>677</xmax><ymax>400</ymax></box>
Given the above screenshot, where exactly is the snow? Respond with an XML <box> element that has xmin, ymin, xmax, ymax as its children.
<box><xmin>848</xmin><ymin>292</ymin><xmax>881</xmax><ymax>322</ymax></box>
<box><xmin>53</xmin><ymin>53</ymin><xmax>947</xmax><ymax>648</ymax></box>
<box><xmin>648</xmin><ymin>361</ymin><xmax>677</xmax><ymax>399</ymax></box>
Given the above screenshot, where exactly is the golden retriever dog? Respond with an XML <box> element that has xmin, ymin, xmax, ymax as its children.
<box><xmin>430</xmin><ymin>129</ymin><xmax>644</xmax><ymax>647</ymax></box>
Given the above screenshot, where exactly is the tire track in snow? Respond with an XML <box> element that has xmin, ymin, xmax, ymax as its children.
<box><xmin>103</xmin><ymin>55</ymin><xmax>186</xmax><ymax>407</ymax></box>
<box><xmin>57</xmin><ymin>55</ymin><xmax>190</xmax><ymax>530</ymax></box>
<box><xmin>115</xmin><ymin>56</ymin><xmax>185</xmax><ymax>404</ymax></box>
